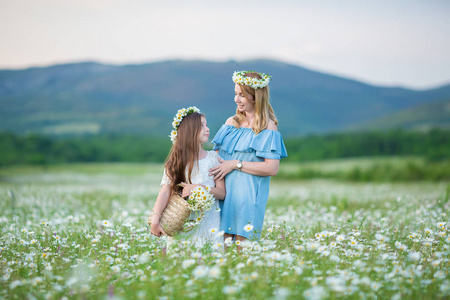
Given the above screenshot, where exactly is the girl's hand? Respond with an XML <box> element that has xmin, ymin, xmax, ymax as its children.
<box><xmin>209</xmin><ymin>158</ymin><xmax>236</xmax><ymax>181</ymax></box>
<box><xmin>180</xmin><ymin>182</ymin><xmax>199</xmax><ymax>198</ymax></box>
<box><xmin>150</xmin><ymin>215</ymin><xmax>167</xmax><ymax>237</ymax></box>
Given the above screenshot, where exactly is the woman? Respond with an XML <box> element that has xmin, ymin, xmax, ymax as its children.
<box><xmin>209</xmin><ymin>71</ymin><xmax>287</xmax><ymax>243</ymax></box>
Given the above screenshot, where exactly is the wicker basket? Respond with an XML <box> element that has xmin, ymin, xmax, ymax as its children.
<box><xmin>148</xmin><ymin>184</ymin><xmax>191</xmax><ymax>237</ymax></box>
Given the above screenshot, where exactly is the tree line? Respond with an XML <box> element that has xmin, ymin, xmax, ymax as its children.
<box><xmin>284</xmin><ymin>128</ymin><xmax>448</xmax><ymax>162</ymax></box>
<box><xmin>0</xmin><ymin>129</ymin><xmax>448</xmax><ymax>166</ymax></box>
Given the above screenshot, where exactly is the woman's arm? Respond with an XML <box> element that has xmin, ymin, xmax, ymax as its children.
<box><xmin>209</xmin><ymin>158</ymin><xmax>279</xmax><ymax>181</ymax></box>
<box><xmin>150</xmin><ymin>184</ymin><xmax>171</xmax><ymax>237</ymax></box>
<box><xmin>209</xmin><ymin>118</ymin><xmax>281</xmax><ymax>180</ymax></box>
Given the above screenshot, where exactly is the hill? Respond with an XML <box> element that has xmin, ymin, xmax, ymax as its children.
<box><xmin>352</xmin><ymin>98</ymin><xmax>450</xmax><ymax>131</ymax></box>
<box><xmin>1</xmin><ymin>59</ymin><xmax>449</xmax><ymax>136</ymax></box>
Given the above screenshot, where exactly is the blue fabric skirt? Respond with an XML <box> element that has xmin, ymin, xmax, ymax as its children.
<box><xmin>212</xmin><ymin>125</ymin><xmax>287</xmax><ymax>240</ymax></box>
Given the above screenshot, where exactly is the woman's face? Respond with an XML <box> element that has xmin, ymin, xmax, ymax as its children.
<box><xmin>198</xmin><ymin>116</ymin><xmax>210</xmax><ymax>145</ymax></box>
<box><xmin>234</xmin><ymin>84</ymin><xmax>255</xmax><ymax>113</ymax></box>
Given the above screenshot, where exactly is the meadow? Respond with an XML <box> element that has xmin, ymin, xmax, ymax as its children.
<box><xmin>0</xmin><ymin>159</ymin><xmax>449</xmax><ymax>299</ymax></box>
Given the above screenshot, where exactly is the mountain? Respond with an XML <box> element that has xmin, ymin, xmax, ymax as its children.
<box><xmin>352</xmin><ymin>98</ymin><xmax>450</xmax><ymax>131</ymax></box>
<box><xmin>0</xmin><ymin>59</ymin><xmax>449</xmax><ymax>137</ymax></box>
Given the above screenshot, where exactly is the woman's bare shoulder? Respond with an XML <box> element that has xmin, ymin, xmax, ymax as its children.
<box><xmin>225</xmin><ymin>116</ymin><xmax>234</xmax><ymax>125</ymax></box>
<box><xmin>267</xmin><ymin>119</ymin><xmax>278</xmax><ymax>131</ymax></box>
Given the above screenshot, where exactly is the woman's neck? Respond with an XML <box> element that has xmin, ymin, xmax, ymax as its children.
<box><xmin>244</xmin><ymin>111</ymin><xmax>255</xmax><ymax>127</ymax></box>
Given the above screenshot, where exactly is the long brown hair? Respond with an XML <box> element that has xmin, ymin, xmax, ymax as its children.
<box><xmin>165</xmin><ymin>112</ymin><xmax>203</xmax><ymax>191</ymax></box>
<box><xmin>232</xmin><ymin>72</ymin><xmax>278</xmax><ymax>134</ymax></box>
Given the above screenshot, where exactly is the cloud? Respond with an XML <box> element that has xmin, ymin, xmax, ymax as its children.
<box><xmin>0</xmin><ymin>0</ymin><xmax>449</xmax><ymax>88</ymax></box>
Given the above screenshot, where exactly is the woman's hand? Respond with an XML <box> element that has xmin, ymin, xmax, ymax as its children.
<box><xmin>209</xmin><ymin>158</ymin><xmax>237</xmax><ymax>181</ymax></box>
<box><xmin>180</xmin><ymin>182</ymin><xmax>199</xmax><ymax>198</ymax></box>
<box><xmin>150</xmin><ymin>215</ymin><xmax>167</xmax><ymax>237</ymax></box>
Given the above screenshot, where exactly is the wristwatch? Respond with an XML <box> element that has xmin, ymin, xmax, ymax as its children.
<box><xmin>236</xmin><ymin>160</ymin><xmax>243</xmax><ymax>171</ymax></box>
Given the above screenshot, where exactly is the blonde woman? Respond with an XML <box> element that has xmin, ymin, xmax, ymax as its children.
<box><xmin>209</xmin><ymin>71</ymin><xmax>287</xmax><ymax>243</ymax></box>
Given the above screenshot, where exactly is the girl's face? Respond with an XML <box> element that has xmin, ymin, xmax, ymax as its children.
<box><xmin>234</xmin><ymin>84</ymin><xmax>255</xmax><ymax>113</ymax></box>
<box><xmin>198</xmin><ymin>116</ymin><xmax>210</xmax><ymax>145</ymax></box>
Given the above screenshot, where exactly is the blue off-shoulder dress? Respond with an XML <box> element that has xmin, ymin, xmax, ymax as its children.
<box><xmin>212</xmin><ymin>124</ymin><xmax>288</xmax><ymax>240</ymax></box>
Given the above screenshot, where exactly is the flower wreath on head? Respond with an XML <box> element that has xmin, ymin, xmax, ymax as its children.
<box><xmin>232</xmin><ymin>70</ymin><xmax>271</xmax><ymax>89</ymax></box>
<box><xmin>169</xmin><ymin>106</ymin><xmax>201</xmax><ymax>143</ymax></box>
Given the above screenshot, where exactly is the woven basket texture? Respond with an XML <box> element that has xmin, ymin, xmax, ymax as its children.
<box><xmin>148</xmin><ymin>188</ymin><xmax>190</xmax><ymax>237</ymax></box>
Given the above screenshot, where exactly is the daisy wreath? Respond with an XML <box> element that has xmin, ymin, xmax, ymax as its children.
<box><xmin>232</xmin><ymin>70</ymin><xmax>271</xmax><ymax>89</ymax></box>
<box><xmin>169</xmin><ymin>106</ymin><xmax>201</xmax><ymax>143</ymax></box>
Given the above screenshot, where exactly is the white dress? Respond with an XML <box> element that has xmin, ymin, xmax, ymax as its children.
<box><xmin>161</xmin><ymin>151</ymin><xmax>223</xmax><ymax>247</ymax></box>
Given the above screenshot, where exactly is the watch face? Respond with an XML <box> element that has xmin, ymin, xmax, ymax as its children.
<box><xmin>237</xmin><ymin>162</ymin><xmax>242</xmax><ymax>168</ymax></box>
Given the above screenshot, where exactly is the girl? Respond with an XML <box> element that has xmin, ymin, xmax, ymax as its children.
<box><xmin>209</xmin><ymin>71</ymin><xmax>287</xmax><ymax>243</ymax></box>
<box><xmin>150</xmin><ymin>107</ymin><xmax>225</xmax><ymax>246</ymax></box>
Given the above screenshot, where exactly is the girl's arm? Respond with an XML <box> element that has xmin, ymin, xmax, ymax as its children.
<box><xmin>209</xmin><ymin>158</ymin><xmax>279</xmax><ymax>181</ymax></box>
<box><xmin>180</xmin><ymin>178</ymin><xmax>226</xmax><ymax>200</ymax></box>
<box><xmin>212</xmin><ymin>177</ymin><xmax>226</xmax><ymax>200</ymax></box>
<box><xmin>150</xmin><ymin>184</ymin><xmax>171</xmax><ymax>237</ymax></box>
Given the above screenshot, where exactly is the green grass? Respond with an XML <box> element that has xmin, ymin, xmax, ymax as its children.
<box><xmin>0</xmin><ymin>162</ymin><xmax>163</xmax><ymax>177</ymax></box>
<box><xmin>0</xmin><ymin>161</ymin><xmax>449</xmax><ymax>299</ymax></box>
<box><xmin>275</xmin><ymin>156</ymin><xmax>450</xmax><ymax>182</ymax></box>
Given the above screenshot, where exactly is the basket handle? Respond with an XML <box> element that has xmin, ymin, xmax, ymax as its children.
<box><xmin>173</xmin><ymin>183</ymin><xmax>186</xmax><ymax>198</ymax></box>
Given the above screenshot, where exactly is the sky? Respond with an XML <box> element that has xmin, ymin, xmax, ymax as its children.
<box><xmin>0</xmin><ymin>0</ymin><xmax>449</xmax><ymax>89</ymax></box>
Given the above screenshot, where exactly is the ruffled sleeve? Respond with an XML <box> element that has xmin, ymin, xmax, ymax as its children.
<box><xmin>160</xmin><ymin>168</ymin><xmax>171</xmax><ymax>186</ymax></box>
<box><xmin>212</xmin><ymin>124</ymin><xmax>288</xmax><ymax>160</ymax></box>
<box><xmin>250</xmin><ymin>129</ymin><xmax>288</xmax><ymax>159</ymax></box>
<box><xmin>208</xmin><ymin>150</ymin><xmax>223</xmax><ymax>168</ymax></box>
<box><xmin>211</xmin><ymin>124</ymin><xmax>232</xmax><ymax>151</ymax></box>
